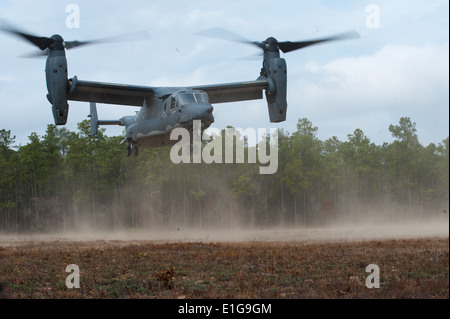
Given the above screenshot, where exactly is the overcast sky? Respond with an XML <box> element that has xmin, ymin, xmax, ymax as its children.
<box><xmin>0</xmin><ymin>0</ymin><xmax>448</xmax><ymax>147</ymax></box>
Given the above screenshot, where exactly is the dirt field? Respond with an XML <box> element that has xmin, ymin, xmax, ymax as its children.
<box><xmin>0</xmin><ymin>221</ymin><xmax>448</xmax><ymax>299</ymax></box>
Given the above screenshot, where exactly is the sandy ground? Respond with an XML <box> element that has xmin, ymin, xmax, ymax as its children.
<box><xmin>0</xmin><ymin>215</ymin><xmax>448</xmax><ymax>246</ymax></box>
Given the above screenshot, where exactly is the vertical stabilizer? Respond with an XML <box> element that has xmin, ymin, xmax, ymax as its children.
<box><xmin>89</xmin><ymin>102</ymin><xmax>99</xmax><ymax>136</ymax></box>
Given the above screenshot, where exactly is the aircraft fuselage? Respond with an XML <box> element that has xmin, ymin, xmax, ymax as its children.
<box><xmin>121</xmin><ymin>88</ymin><xmax>214</xmax><ymax>149</ymax></box>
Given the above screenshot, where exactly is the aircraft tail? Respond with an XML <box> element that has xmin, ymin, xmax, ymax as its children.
<box><xmin>89</xmin><ymin>102</ymin><xmax>99</xmax><ymax>136</ymax></box>
<box><xmin>88</xmin><ymin>102</ymin><xmax>123</xmax><ymax>136</ymax></box>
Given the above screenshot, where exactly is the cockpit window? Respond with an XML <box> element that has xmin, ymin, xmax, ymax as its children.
<box><xmin>178</xmin><ymin>91</ymin><xmax>209</xmax><ymax>105</ymax></box>
<box><xmin>168</xmin><ymin>91</ymin><xmax>209</xmax><ymax>111</ymax></box>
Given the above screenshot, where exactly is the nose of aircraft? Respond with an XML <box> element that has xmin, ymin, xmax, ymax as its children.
<box><xmin>180</xmin><ymin>103</ymin><xmax>215</xmax><ymax>125</ymax></box>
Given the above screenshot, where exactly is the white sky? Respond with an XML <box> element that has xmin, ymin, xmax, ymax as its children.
<box><xmin>0</xmin><ymin>0</ymin><xmax>448</xmax><ymax>147</ymax></box>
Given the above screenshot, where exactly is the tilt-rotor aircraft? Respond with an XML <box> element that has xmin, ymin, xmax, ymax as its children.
<box><xmin>1</xmin><ymin>22</ymin><xmax>359</xmax><ymax>156</ymax></box>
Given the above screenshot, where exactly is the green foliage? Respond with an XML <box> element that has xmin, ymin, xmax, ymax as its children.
<box><xmin>0</xmin><ymin>117</ymin><xmax>448</xmax><ymax>233</ymax></box>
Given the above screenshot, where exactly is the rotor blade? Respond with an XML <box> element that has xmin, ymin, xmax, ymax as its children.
<box><xmin>0</xmin><ymin>19</ymin><xmax>53</xmax><ymax>50</ymax></box>
<box><xmin>20</xmin><ymin>48</ymin><xmax>50</xmax><ymax>58</ymax></box>
<box><xmin>278</xmin><ymin>31</ymin><xmax>360</xmax><ymax>53</ymax></box>
<box><xmin>235</xmin><ymin>52</ymin><xmax>264</xmax><ymax>61</ymax></box>
<box><xmin>64</xmin><ymin>31</ymin><xmax>151</xmax><ymax>50</ymax></box>
<box><xmin>196</xmin><ymin>27</ymin><xmax>264</xmax><ymax>50</ymax></box>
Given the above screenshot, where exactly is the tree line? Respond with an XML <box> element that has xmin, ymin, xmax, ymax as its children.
<box><xmin>0</xmin><ymin>117</ymin><xmax>448</xmax><ymax>233</ymax></box>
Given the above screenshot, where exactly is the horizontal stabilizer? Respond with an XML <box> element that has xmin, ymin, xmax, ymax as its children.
<box><xmin>89</xmin><ymin>102</ymin><xmax>122</xmax><ymax>136</ymax></box>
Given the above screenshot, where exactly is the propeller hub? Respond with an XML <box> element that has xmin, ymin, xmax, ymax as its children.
<box><xmin>50</xmin><ymin>34</ymin><xmax>64</xmax><ymax>51</ymax></box>
<box><xmin>264</xmin><ymin>37</ymin><xmax>279</xmax><ymax>52</ymax></box>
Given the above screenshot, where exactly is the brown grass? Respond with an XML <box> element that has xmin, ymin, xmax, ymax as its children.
<box><xmin>0</xmin><ymin>237</ymin><xmax>448</xmax><ymax>299</ymax></box>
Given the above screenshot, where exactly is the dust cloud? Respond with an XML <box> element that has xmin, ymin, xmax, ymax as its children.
<box><xmin>0</xmin><ymin>211</ymin><xmax>447</xmax><ymax>247</ymax></box>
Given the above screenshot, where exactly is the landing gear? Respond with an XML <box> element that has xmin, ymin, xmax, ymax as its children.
<box><xmin>126</xmin><ymin>143</ymin><xmax>139</xmax><ymax>157</ymax></box>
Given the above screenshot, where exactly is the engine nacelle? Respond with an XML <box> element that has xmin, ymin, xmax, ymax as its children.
<box><xmin>45</xmin><ymin>51</ymin><xmax>69</xmax><ymax>125</ymax></box>
<box><xmin>265</xmin><ymin>57</ymin><xmax>287</xmax><ymax>123</ymax></box>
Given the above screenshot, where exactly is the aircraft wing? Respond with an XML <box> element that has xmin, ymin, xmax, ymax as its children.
<box><xmin>68</xmin><ymin>77</ymin><xmax>155</xmax><ymax>106</ymax></box>
<box><xmin>190</xmin><ymin>79</ymin><xmax>269</xmax><ymax>104</ymax></box>
<box><xmin>67</xmin><ymin>77</ymin><xmax>270</xmax><ymax>106</ymax></box>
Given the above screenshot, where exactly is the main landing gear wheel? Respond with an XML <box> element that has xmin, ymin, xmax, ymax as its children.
<box><xmin>127</xmin><ymin>144</ymin><xmax>139</xmax><ymax>157</ymax></box>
